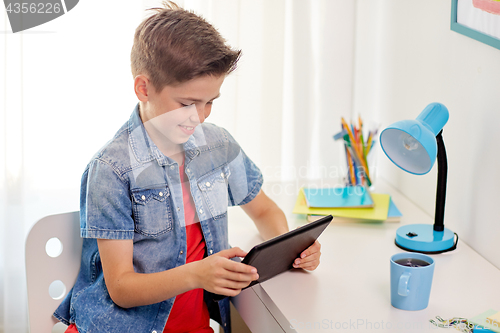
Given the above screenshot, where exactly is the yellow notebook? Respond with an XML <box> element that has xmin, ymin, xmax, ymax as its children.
<box><xmin>293</xmin><ymin>188</ymin><xmax>391</xmax><ymax>221</ymax></box>
<box><xmin>470</xmin><ymin>309</ymin><xmax>500</xmax><ymax>333</ymax></box>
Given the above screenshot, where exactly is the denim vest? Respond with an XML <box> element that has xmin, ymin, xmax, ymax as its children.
<box><xmin>54</xmin><ymin>104</ymin><xmax>263</xmax><ymax>333</ymax></box>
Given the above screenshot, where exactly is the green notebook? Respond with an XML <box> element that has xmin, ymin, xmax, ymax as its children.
<box><xmin>293</xmin><ymin>188</ymin><xmax>390</xmax><ymax>221</ymax></box>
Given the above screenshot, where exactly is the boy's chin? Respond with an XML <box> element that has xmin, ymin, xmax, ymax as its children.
<box><xmin>172</xmin><ymin>133</ymin><xmax>192</xmax><ymax>146</ymax></box>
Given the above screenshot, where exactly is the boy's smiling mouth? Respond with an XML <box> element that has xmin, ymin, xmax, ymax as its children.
<box><xmin>179</xmin><ymin>124</ymin><xmax>196</xmax><ymax>135</ymax></box>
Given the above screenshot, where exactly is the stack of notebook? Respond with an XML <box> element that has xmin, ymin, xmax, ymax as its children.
<box><xmin>292</xmin><ymin>186</ymin><xmax>402</xmax><ymax>222</ymax></box>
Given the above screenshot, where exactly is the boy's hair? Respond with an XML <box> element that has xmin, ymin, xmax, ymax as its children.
<box><xmin>131</xmin><ymin>1</ymin><xmax>241</xmax><ymax>92</ymax></box>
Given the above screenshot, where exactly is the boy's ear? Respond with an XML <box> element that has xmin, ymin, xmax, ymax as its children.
<box><xmin>134</xmin><ymin>75</ymin><xmax>150</xmax><ymax>102</ymax></box>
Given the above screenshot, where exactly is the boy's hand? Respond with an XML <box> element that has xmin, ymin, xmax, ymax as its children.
<box><xmin>292</xmin><ymin>240</ymin><xmax>322</xmax><ymax>271</ymax></box>
<box><xmin>193</xmin><ymin>247</ymin><xmax>259</xmax><ymax>297</ymax></box>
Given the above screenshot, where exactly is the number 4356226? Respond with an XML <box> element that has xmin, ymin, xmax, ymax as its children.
<box><xmin>6</xmin><ymin>2</ymin><xmax>62</xmax><ymax>14</ymax></box>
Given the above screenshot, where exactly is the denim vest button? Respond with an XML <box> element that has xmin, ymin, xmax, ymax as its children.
<box><xmin>209</xmin><ymin>249</ymin><xmax>213</xmax><ymax>254</ymax></box>
<box><xmin>159</xmin><ymin>192</ymin><xmax>163</xmax><ymax>197</ymax></box>
<box><xmin>177</xmin><ymin>207</ymin><xmax>180</xmax><ymax>211</ymax></box>
<box><xmin>180</xmin><ymin>250</ymin><xmax>184</xmax><ymax>255</ymax></box>
<box><xmin>170</xmin><ymin>165</ymin><xmax>175</xmax><ymax>170</ymax></box>
<box><xmin>186</xmin><ymin>168</ymin><xmax>190</xmax><ymax>173</ymax></box>
<box><xmin>205</xmin><ymin>182</ymin><xmax>211</xmax><ymax>187</ymax></box>
<box><xmin>152</xmin><ymin>331</ymin><xmax>157</xmax><ymax>333</ymax></box>
<box><xmin>141</xmin><ymin>195</ymin><xmax>146</xmax><ymax>200</ymax></box>
<box><xmin>199</xmin><ymin>209</ymin><xmax>203</xmax><ymax>214</ymax></box>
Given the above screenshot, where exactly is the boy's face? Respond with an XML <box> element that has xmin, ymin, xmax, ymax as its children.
<box><xmin>138</xmin><ymin>74</ymin><xmax>224</xmax><ymax>156</ymax></box>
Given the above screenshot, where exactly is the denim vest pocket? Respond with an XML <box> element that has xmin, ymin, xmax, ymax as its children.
<box><xmin>132</xmin><ymin>186</ymin><xmax>173</xmax><ymax>237</ymax></box>
<box><xmin>198</xmin><ymin>165</ymin><xmax>230</xmax><ymax>220</ymax></box>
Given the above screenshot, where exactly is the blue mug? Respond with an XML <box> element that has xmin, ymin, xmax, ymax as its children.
<box><xmin>390</xmin><ymin>252</ymin><xmax>435</xmax><ymax>311</ymax></box>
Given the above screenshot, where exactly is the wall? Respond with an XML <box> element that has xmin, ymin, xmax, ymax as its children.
<box><xmin>353</xmin><ymin>0</ymin><xmax>500</xmax><ymax>268</ymax></box>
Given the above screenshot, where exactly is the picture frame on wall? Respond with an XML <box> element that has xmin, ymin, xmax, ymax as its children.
<box><xmin>451</xmin><ymin>0</ymin><xmax>500</xmax><ymax>50</ymax></box>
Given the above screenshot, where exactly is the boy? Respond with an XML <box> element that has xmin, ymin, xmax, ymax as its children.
<box><xmin>54</xmin><ymin>2</ymin><xmax>321</xmax><ymax>332</ymax></box>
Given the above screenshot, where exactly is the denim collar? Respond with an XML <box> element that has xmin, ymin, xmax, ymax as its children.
<box><xmin>128</xmin><ymin>104</ymin><xmax>201</xmax><ymax>166</ymax></box>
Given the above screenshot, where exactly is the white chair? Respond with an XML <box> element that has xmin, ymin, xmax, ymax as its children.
<box><xmin>25</xmin><ymin>211</ymin><xmax>82</xmax><ymax>333</ymax></box>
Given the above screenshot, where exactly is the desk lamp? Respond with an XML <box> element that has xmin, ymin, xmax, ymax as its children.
<box><xmin>379</xmin><ymin>102</ymin><xmax>458</xmax><ymax>254</ymax></box>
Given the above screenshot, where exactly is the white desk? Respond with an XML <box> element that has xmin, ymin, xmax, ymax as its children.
<box><xmin>229</xmin><ymin>180</ymin><xmax>500</xmax><ymax>332</ymax></box>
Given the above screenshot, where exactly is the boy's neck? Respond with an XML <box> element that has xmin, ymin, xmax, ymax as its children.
<box><xmin>138</xmin><ymin>102</ymin><xmax>185</xmax><ymax>165</ymax></box>
<box><xmin>146</xmin><ymin>128</ymin><xmax>185</xmax><ymax>165</ymax></box>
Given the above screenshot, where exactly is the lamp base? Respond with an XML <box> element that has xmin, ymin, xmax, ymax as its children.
<box><xmin>395</xmin><ymin>224</ymin><xmax>457</xmax><ymax>254</ymax></box>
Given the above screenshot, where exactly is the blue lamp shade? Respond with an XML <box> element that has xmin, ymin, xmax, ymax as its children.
<box><xmin>380</xmin><ymin>103</ymin><xmax>449</xmax><ymax>175</ymax></box>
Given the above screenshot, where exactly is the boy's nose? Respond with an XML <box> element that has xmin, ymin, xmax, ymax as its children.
<box><xmin>197</xmin><ymin>108</ymin><xmax>206</xmax><ymax>123</ymax></box>
<box><xmin>189</xmin><ymin>110</ymin><xmax>203</xmax><ymax>124</ymax></box>
<box><xmin>191</xmin><ymin>104</ymin><xmax>210</xmax><ymax>124</ymax></box>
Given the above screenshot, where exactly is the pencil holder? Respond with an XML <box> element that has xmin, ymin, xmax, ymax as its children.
<box><xmin>341</xmin><ymin>138</ymin><xmax>378</xmax><ymax>189</ymax></box>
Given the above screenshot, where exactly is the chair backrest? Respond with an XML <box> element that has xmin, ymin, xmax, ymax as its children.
<box><xmin>25</xmin><ymin>211</ymin><xmax>82</xmax><ymax>333</ymax></box>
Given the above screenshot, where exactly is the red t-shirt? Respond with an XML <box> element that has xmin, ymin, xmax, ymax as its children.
<box><xmin>163</xmin><ymin>160</ymin><xmax>213</xmax><ymax>333</ymax></box>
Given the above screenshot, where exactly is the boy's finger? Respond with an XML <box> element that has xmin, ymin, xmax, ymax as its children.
<box><xmin>216</xmin><ymin>287</ymin><xmax>244</xmax><ymax>298</ymax></box>
<box><xmin>224</xmin><ymin>270</ymin><xmax>259</xmax><ymax>283</ymax></box>
<box><xmin>300</xmin><ymin>240</ymin><xmax>321</xmax><ymax>259</ymax></box>
<box><xmin>221</xmin><ymin>280</ymin><xmax>252</xmax><ymax>290</ymax></box>
<box><xmin>296</xmin><ymin>261</ymin><xmax>319</xmax><ymax>271</ymax></box>
<box><xmin>218</xmin><ymin>247</ymin><xmax>248</xmax><ymax>259</ymax></box>
<box><xmin>294</xmin><ymin>251</ymin><xmax>321</xmax><ymax>265</ymax></box>
<box><xmin>223</xmin><ymin>258</ymin><xmax>258</xmax><ymax>274</ymax></box>
<box><xmin>293</xmin><ymin>255</ymin><xmax>320</xmax><ymax>269</ymax></box>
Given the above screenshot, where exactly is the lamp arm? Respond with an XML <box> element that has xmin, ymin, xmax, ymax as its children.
<box><xmin>434</xmin><ymin>130</ymin><xmax>447</xmax><ymax>232</ymax></box>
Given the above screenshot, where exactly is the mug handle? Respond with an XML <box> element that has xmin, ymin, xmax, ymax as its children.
<box><xmin>398</xmin><ymin>272</ymin><xmax>411</xmax><ymax>296</ymax></box>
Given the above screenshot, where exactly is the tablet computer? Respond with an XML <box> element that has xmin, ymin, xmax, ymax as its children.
<box><xmin>241</xmin><ymin>214</ymin><xmax>333</xmax><ymax>289</ymax></box>
<box><xmin>211</xmin><ymin>215</ymin><xmax>332</xmax><ymax>301</ymax></box>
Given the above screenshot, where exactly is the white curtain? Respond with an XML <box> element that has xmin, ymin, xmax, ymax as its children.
<box><xmin>0</xmin><ymin>1</ymin><xmax>355</xmax><ymax>331</ymax></box>
<box><xmin>181</xmin><ymin>0</ymin><xmax>356</xmax><ymax>185</ymax></box>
